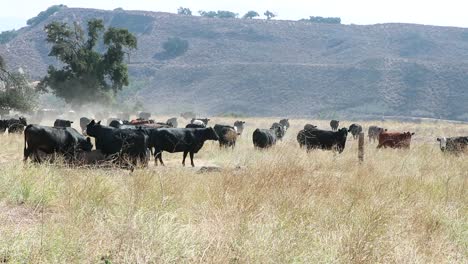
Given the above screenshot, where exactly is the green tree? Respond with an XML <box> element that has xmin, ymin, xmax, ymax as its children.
<box><xmin>216</xmin><ymin>10</ymin><xmax>238</xmax><ymax>18</ymax></box>
<box><xmin>0</xmin><ymin>55</ymin><xmax>37</xmax><ymax>113</ymax></box>
<box><xmin>243</xmin><ymin>11</ymin><xmax>259</xmax><ymax>19</ymax></box>
<box><xmin>199</xmin><ymin>10</ymin><xmax>218</xmax><ymax>18</ymax></box>
<box><xmin>264</xmin><ymin>10</ymin><xmax>276</xmax><ymax>20</ymax></box>
<box><xmin>38</xmin><ymin>19</ymin><xmax>137</xmax><ymax>106</ymax></box>
<box><xmin>177</xmin><ymin>7</ymin><xmax>192</xmax><ymax>16</ymax></box>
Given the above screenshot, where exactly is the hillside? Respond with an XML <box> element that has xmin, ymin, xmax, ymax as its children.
<box><xmin>1</xmin><ymin>7</ymin><xmax>468</xmax><ymax>120</ymax></box>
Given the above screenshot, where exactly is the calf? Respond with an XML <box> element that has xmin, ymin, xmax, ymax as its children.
<box><xmin>377</xmin><ymin>132</ymin><xmax>415</xmax><ymax>149</ymax></box>
<box><xmin>297</xmin><ymin>127</ymin><xmax>348</xmax><ymax>153</ymax></box>
<box><xmin>330</xmin><ymin>120</ymin><xmax>339</xmax><ymax>131</ymax></box>
<box><xmin>368</xmin><ymin>126</ymin><xmax>386</xmax><ymax>143</ymax></box>
<box><xmin>148</xmin><ymin>127</ymin><xmax>219</xmax><ymax>167</ymax></box>
<box><xmin>213</xmin><ymin>124</ymin><xmax>238</xmax><ymax>148</ymax></box>
<box><xmin>24</xmin><ymin>125</ymin><xmax>93</xmax><ymax>163</ymax></box>
<box><xmin>252</xmin><ymin>126</ymin><xmax>283</xmax><ymax>149</ymax></box>
<box><xmin>86</xmin><ymin>120</ymin><xmax>150</xmax><ymax>168</ymax></box>
<box><xmin>54</xmin><ymin>119</ymin><xmax>73</xmax><ymax>128</ymax></box>
<box><xmin>437</xmin><ymin>136</ymin><xmax>468</xmax><ymax>153</ymax></box>
<box><xmin>348</xmin><ymin>123</ymin><xmax>362</xmax><ymax>139</ymax></box>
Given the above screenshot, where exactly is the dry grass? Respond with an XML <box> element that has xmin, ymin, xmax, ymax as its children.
<box><xmin>0</xmin><ymin>117</ymin><xmax>467</xmax><ymax>263</ymax></box>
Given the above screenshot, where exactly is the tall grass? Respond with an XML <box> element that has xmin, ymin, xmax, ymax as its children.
<box><xmin>0</xmin><ymin>118</ymin><xmax>466</xmax><ymax>263</ymax></box>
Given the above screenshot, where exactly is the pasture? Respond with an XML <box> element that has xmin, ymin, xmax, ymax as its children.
<box><xmin>0</xmin><ymin>117</ymin><xmax>467</xmax><ymax>263</ymax></box>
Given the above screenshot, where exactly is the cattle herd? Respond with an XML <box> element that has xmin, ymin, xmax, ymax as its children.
<box><xmin>0</xmin><ymin>114</ymin><xmax>466</xmax><ymax>170</ymax></box>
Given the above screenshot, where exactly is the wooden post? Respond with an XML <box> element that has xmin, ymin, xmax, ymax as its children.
<box><xmin>358</xmin><ymin>132</ymin><xmax>364</xmax><ymax>163</ymax></box>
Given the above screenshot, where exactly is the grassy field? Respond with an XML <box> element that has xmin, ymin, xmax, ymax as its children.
<box><xmin>0</xmin><ymin>117</ymin><xmax>467</xmax><ymax>263</ymax></box>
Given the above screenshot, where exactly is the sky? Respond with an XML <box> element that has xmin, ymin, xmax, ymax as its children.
<box><xmin>1</xmin><ymin>0</ymin><xmax>468</xmax><ymax>31</ymax></box>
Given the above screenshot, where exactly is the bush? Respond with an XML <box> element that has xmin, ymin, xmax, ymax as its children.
<box><xmin>177</xmin><ymin>7</ymin><xmax>192</xmax><ymax>16</ymax></box>
<box><xmin>300</xmin><ymin>16</ymin><xmax>341</xmax><ymax>24</ymax></box>
<box><xmin>26</xmin><ymin>5</ymin><xmax>67</xmax><ymax>27</ymax></box>
<box><xmin>162</xmin><ymin>37</ymin><xmax>189</xmax><ymax>56</ymax></box>
<box><xmin>243</xmin><ymin>11</ymin><xmax>260</xmax><ymax>19</ymax></box>
<box><xmin>199</xmin><ymin>10</ymin><xmax>237</xmax><ymax>19</ymax></box>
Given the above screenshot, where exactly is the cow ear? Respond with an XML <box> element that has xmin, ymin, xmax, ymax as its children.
<box><xmin>70</xmin><ymin>121</ymin><xmax>74</xmax><ymax>123</ymax></box>
<box><xmin>411</xmin><ymin>132</ymin><xmax>415</xmax><ymax>135</ymax></box>
<box><xmin>437</xmin><ymin>138</ymin><xmax>441</xmax><ymax>141</ymax></box>
<box><xmin>89</xmin><ymin>120</ymin><xmax>95</xmax><ymax>125</ymax></box>
<box><xmin>97</xmin><ymin>121</ymin><xmax>101</xmax><ymax>125</ymax></box>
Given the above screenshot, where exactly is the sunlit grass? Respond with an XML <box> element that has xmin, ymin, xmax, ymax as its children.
<box><xmin>0</xmin><ymin>117</ymin><xmax>466</xmax><ymax>263</ymax></box>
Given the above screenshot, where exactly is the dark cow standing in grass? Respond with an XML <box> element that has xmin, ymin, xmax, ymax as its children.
<box><xmin>368</xmin><ymin>126</ymin><xmax>386</xmax><ymax>143</ymax></box>
<box><xmin>54</xmin><ymin>119</ymin><xmax>73</xmax><ymax>128</ymax></box>
<box><xmin>148</xmin><ymin>127</ymin><xmax>219</xmax><ymax>167</ymax></box>
<box><xmin>330</xmin><ymin>120</ymin><xmax>339</xmax><ymax>131</ymax></box>
<box><xmin>23</xmin><ymin>125</ymin><xmax>93</xmax><ymax>163</ymax></box>
<box><xmin>234</xmin><ymin>121</ymin><xmax>245</xmax><ymax>135</ymax></box>
<box><xmin>348</xmin><ymin>123</ymin><xmax>362</xmax><ymax>140</ymax></box>
<box><xmin>5</xmin><ymin>117</ymin><xmax>27</xmax><ymax>134</ymax></box>
<box><xmin>437</xmin><ymin>136</ymin><xmax>468</xmax><ymax>153</ymax></box>
<box><xmin>297</xmin><ymin>128</ymin><xmax>348</xmax><ymax>153</ymax></box>
<box><xmin>213</xmin><ymin>124</ymin><xmax>238</xmax><ymax>148</ymax></box>
<box><xmin>270</xmin><ymin>123</ymin><xmax>286</xmax><ymax>140</ymax></box>
<box><xmin>377</xmin><ymin>132</ymin><xmax>415</xmax><ymax>149</ymax></box>
<box><xmin>252</xmin><ymin>126</ymin><xmax>283</xmax><ymax>149</ymax></box>
<box><xmin>86</xmin><ymin>120</ymin><xmax>150</xmax><ymax>168</ymax></box>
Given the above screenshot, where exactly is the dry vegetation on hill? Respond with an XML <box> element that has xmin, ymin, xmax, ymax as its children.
<box><xmin>1</xmin><ymin>8</ymin><xmax>468</xmax><ymax>120</ymax></box>
<box><xmin>0</xmin><ymin>118</ymin><xmax>466</xmax><ymax>263</ymax></box>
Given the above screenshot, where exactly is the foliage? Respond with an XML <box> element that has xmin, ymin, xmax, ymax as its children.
<box><xmin>26</xmin><ymin>5</ymin><xmax>67</xmax><ymax>27</ymax></box>
<box><xmin>38</xmin><ymin>19</ymin><xmax>137</xmax><ymax>106</ymax></box>
<box><xmin>199</xmin><ymin>10</ymin><xmax>238</xmax><ymax>19</ymax></box>
<box><xmin>162</xmin><ymin>37</ymin><xmax>189</xmax><ymax>56</ymax></box>
<box><xmin>264</xmin><ymin>10</ymin><xmax>276</xmax><ymax>20</ymax></box>
<box><xmin>0</xmin><ymin>30</ymin><xmax>18</xmax><ymax>44</ymax></box>
<box><xmin>300</xmin><ymin>16</ymin><xmax>341</xmax><ymax>24</ymax></box>
<box><xmin>243</xmin><ymin>11</ymin><xmax>260</xmax><ymax>19</ymax></box>
<box><xmin>0</xmin><ymin>55</ymin><xmax>37</xmax><ymax>112</ymax></box>
<box><xmin>177</xmin><ymin>7</ymin><xmax>192</xmax><ymax>16</ymax></box>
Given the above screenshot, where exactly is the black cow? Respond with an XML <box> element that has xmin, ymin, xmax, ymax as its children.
<box><xmin>233</xmin><ymin>121</ymin><xmax>245</xmax><ymax>135</ymax></box>
<box><xmin>304</xmin><ymin>124</ymin><xmax>318</xmax><ymax>131</ymax></box>
<box><xmin>368</xmin><ymin>126</ymin><xmax>386</xmax><ymax>143</ymax></box>
<box><xmin>109</xmin><ymin>119</ymin><xmax>124</xmax><ymax>128</ymax></box>
<box><xmin>0</xmin><ymin>120</ymin><xmax>8</xmax><ymax>133</ymax></box>
<box><xmin>148</xmin><ymin>127</ymin><xmax>219</xmax><ymax>167</ymax></box>
<box><xmin>330</xmin><ymin>120</ymin><xmax>339</xmax><ymax>131</ymax></box>
<box><xmin>279</xmin><ymin>119</ymin><xmax>290</xmax><ymax>130</ymax></box>
<box><xmin>5</xmin><ymin>117</ymin><xmax>27</xmax><ymax>134</ymax></box>
<box><xmin>191</xmin><ymin>118</ymin><xmax>210</xmax><ymax>126</ymax></box>
<box><xmin>54</xmin><ymin>119</ymin><xmax>73</xmax><ymax>128</ymax></box>
<box><xmin>297</xmin><ymin>127</ymin><xmax>348</xmax><ymax>153</ymax></box>
<box><xmin>348</xmin><ymin>124</ymin><xmax>362</xmax><ymax>140</ymax></box>
<box><xmin>23</xmin><ymin>125</ymin><xmax>93</xmax><ymax>163</ymax></box>
<box><xmin>213</xmin><ymin>124</ymin><xmax>238</xmax><ymax>148</ymax></box>
<box><xmin>186</xmin><ymin>123</ymin><xmax>205</xmax><ymax>128</ymax></box>
<box><xmin>79</xmin><ymin>117</ymin><xmax>92</xmax><ymax>134</ymax></box>
<box><xmin>166</xmin><ymin>117</ymin><xmax>178</xmax><ymax>128</ymax></box>
<box><xmin>270</xmin><ymin>123</ymin><xmax>286</xmax><ymax>140</ymax></box>
<box><xmin>252</xmin><ymin>126</ymin><xmax>283</xmax><ymax>149</ymax></box>
<box><xmin>86</xmin><ymin>120</ymin><xmax>150</xmax><ymax>168</ymax></box>
<box><xmin>437</xmin><ymin>136</ymin><xmax>468</xmax><ymax>153</ymax></box>
<box><xmin>8</xmin><ymin>123</ymin><xmax>25</xmax><ymax>134</ymax></box>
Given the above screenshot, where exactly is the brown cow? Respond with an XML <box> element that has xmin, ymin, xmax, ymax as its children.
<box><xmin>377</xmin><ymin>131</ymin><xmax>415</xmax><ymax>149</ymax></box>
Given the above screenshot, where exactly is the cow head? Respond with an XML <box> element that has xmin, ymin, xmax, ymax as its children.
<box><xmin>271</xmin><ymin>123</ymin><xmax>285</xmax><ymax>139</ymax></box>
<box><xmin>234</xmin><ymin>121</ymin><xmax>245</xmax><ymax>135</ymax></box>
<box><xmin>304</xmin><ymin>124</ymin><xmax>317</xmax><ymax>131</ymax></box>
<box><xmin>437</xmin><ymin>137</ymin><xmax>447</xmax><ymax>151</ymax></box>
<box><xmin>86</xmin><ymin>120</ymin><xmax>102</xmax><ymax>137</ymax></box>
<box><xmin>279</xmin><ymin>119</ymin><xmax>290</xmax><ymax>130</ymax></box>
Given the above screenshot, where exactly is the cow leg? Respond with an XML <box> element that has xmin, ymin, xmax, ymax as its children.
<box><xmin>190</xmin><ymin>152</ymin><xmax>195</xmax><ymax>167</ymax></box>
<box><xmin>182</xmin><ymin>151</ymin><xmax>188</xmax><ymax>166</ymax></box>
<box><xmin>158</xmin><ymin>153</ymin><xmax>164</xmax><ymax>166</ymax></box>
<box><xmin>23</xmin><ymin>147</ymin><xmax>31</xmax><ymax>162</ymax></box>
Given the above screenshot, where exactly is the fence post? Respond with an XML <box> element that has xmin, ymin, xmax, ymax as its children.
<box><xmin>358</xmin><ymin>132</ymin><xmax>364</xmax><ymax>163</ymax></box>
